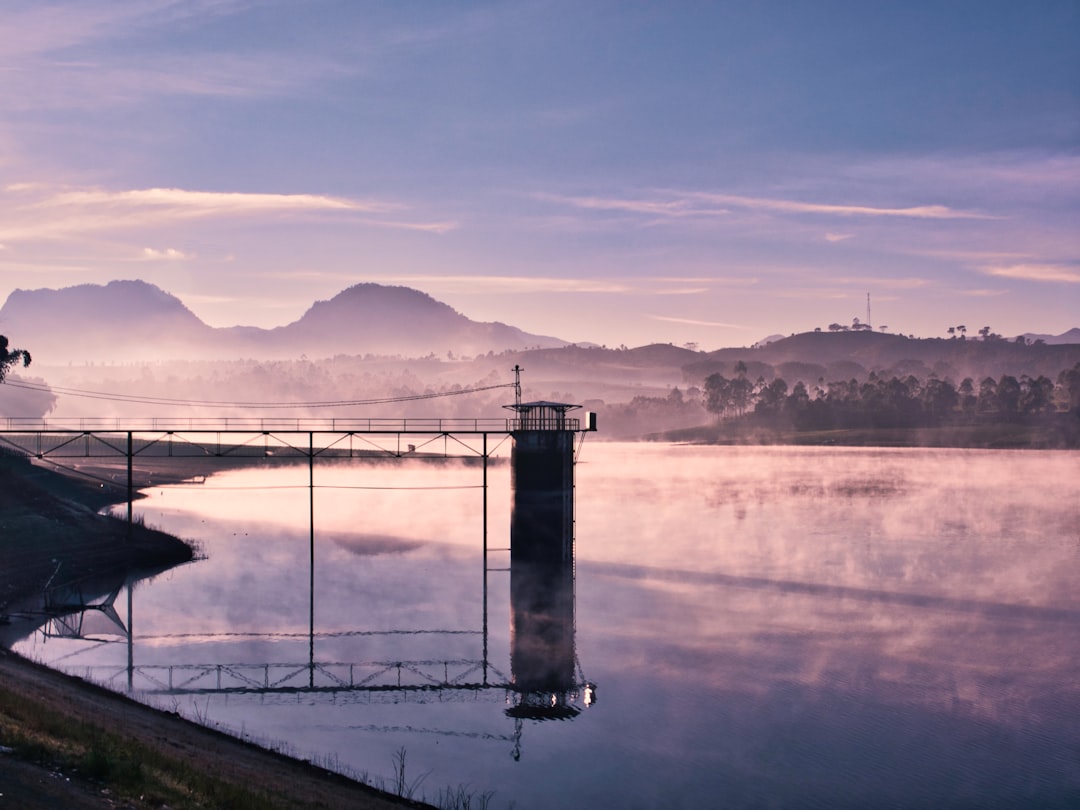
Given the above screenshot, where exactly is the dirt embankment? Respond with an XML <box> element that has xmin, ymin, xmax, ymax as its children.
<box><xmin>0</xmin><ymin>650</ymin><xmax>425</xmax><ymax>809</ymax></box>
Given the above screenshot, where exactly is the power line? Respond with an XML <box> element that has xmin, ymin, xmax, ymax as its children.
<box><xmin>3</xmin><ymin>379</ymin><xmax>516</xmax><ymax>409</ymax></box>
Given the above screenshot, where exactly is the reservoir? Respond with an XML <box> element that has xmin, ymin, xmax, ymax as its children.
<box><xmin>12</xmin><ymin>443</ymin><xmax>1080</xmax><ymax>808</ymax></box>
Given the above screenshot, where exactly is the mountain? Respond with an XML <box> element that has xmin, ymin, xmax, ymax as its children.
<box><xmin>0</xmin><ymin>280</ymin><xmax>215</xmax><ymax>363</ymax></box>
<box><xmin>1021</xmin><ymin>328</ymin><xmax>1080</xmax><ymax>345</ymax></box>
<box><xmin>235</xmin><ymin>283</ymin><xmax>563</xmax><ymax>359</ymax></box>
<box><xmin>0</xmin><ymin>280</ymin><xmax>566</xmax><ymax>364</ymax></box>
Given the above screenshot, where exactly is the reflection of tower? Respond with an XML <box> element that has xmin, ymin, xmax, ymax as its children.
<box><xmin>504</xmin><ymin>400</ymin><xmax>594</xmax><ymax>720</ymax></box>
<box><xmin>507</xmin><ymin>556</ymin><xmax>580</xmax><ymax>719</ymax></box>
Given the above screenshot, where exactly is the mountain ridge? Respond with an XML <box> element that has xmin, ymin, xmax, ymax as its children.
<box><xmin>0</xmin><ymin>280</ymin><xmax>567</xmax><ymax>363</ymax></box>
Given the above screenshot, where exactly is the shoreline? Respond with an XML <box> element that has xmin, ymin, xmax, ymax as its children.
<box><xmin>657</xmin><ymin>420</ymin><xmax>1080</xmax><ymax>448</ymax></box>
<box><xmin>0</xmin><ymin>455</ymin><xmax>429</xmax><ymax>808</ymax></box>
<box><xmin>0</xmin><ymin>648</ymin><xmax>425</xmax><ymax>809</ymax></box>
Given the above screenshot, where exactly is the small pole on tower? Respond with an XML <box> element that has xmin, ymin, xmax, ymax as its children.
<box><xmin>513</xmin><ymin>364</ymin><xmax>523</xmax><ymax>407</ymax></box>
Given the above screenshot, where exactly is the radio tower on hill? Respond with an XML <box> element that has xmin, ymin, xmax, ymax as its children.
<box><xmin>866</xmin><ymin>293</ymin><xmax>872</xmax><ymax>331</ymax></box>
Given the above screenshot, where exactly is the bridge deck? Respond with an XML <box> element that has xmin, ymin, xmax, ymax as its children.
<box><xmin>0</xmin><ymin>416</ymin><xmax>583</xmax><ymax>460</ymax></box>
<box><xmin>1</xmin><ymin>417</ymin><xmax>519</xmax><ymax>433</ymax></box>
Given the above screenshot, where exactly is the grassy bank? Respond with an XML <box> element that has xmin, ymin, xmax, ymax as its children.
<box><xmin>0</xmin><ymin>650</ymin><xmax>426</xmax><ymax>809</ymax></box>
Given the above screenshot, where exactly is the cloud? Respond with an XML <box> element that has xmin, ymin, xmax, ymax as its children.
<box><xmin>45</xmin><ymin>187</ymin><xmax>397</xmax><ymax>213</ymax></box>
<box><xmin>826</xmin><ymin>276</ymin><xmax>932</xmax><ymax>290</ymax></box>
<box><xmin>0</xmin><ymin>1</ymin><xmax>251</xmax><ymax>60</ymax></box>
<box><xmin>394</xmin><ymin>275</ymin><xmax>632</xmax><ymax>294</ymax></box>
<box><xmin>369</xmin><ymin>220</ymin><xmax>459</xmax><ymax>234</ymax></box>
<box><xmin>649</xmin><ymin>315</ymin><xmax>749</xmax><ymax>329</ymax></box>
<box><xmin>540</xmin><ymin>189</ymin><xmax>993</xmax><ymax>224</ymax></box>
<box><xmin>140</xmin><ymin>247</ymin><xmax>192</xmax><ymax>260</ymax></box>
<box><xmin>979</xmin><ymin>263</ymin><xmax>1080</xmax><ymax>283</ymax></box>
<box><xmin>651</xmin><ymin>287</ymin><xmax>710</xmax><ymax>296</ymax></box>
<box><xmin>0</xmin><ymin>3</ymin><xmax>353</xmax><ymax>114</ymax></box>
<box><xmin>0</xmin><ymin>184</ymin><xmax>449</xmax><ymax>242</ymax></box>
<box><xmin>534</xmin><ymin>192</ymin><xmax>725</xmax><ymax>219</ymax></box>
<box><xmin>683</xmin><ymin>191</ymin><xmax>995</xmax><ymax>220</ymax></box>
<box><xmin>960</xmin><ymin>289</ymin><xmax>1009</xmax><ymax>297</ymax></box>
<box><xmin>824</xmin><ymin>232</ymin><xmax>854</xmax><ymax>243</ymax></box>
<box><xmin>650</xmin><ymin>275</ymin><xmax>760</xmax><ymax>287</ymax></box>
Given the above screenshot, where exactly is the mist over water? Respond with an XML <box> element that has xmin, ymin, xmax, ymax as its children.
<box><xmin>14</xmin><ymin>444</ymin><xmax>1080</xmax><ymax>808</ymax></box>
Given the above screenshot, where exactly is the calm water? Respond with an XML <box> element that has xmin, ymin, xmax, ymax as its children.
<box><xmin>14</xmin><ymin>443</ymin><xmax>1080</xmax><ymax>808</ymax></box>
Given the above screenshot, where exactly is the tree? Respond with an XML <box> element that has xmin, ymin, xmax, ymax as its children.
<box><xmin>730</xmin><ymin>361</ymin><xmax>752</xmax><ymax>416</ymax></box>
<box><xmin>754</xmin><ymin>377</ymin><xmax>788</xmax><ymax>416</ymax></box>
<box><xmin>1020</xmin><ymin>375</ymin><xmax>1054</xmax><ymax>416</ymax></box>
<box><xmin>958</xmin><ymin>378</ymin><xmax>977</xmax><ymax>415</ymax></box>
<box><xmin>703</xmin><ymin>373</ymin><xmax>732</xmax><ymax>420</ymax></box>
<box><xmin>0</xmin><ymin>335</ymin><xmax>31</xmax><ymax>382</ymax></box>
<box><xmin>921</xmin><ymin>377</ymin><xmax>958</xmax><ymax>423</ymax></box>
<box><xmin>976</xmin><ymin>377</ymin><xmax>998</xmax><ymax>414</ymax></box>
<box><xmin>1058</xmin><ymin>362</ymin><xmax>1080</xmax><ymax>413</ymax></box>
<box><xmin>996</xmin><ymin>375</ymin><xmax>1021</xmax><ymax>418</ymax></box>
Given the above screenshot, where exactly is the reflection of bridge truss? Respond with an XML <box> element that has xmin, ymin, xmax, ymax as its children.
<box><xmin>6</xmin><ymin>414</ymin><xmax>596</xmax><ymax>762</ymax></box>
<box><xmin>72</xmin><ymin>654</ymin><xmax>593</xmax><ymax>708</ymax></box>
<box><xmin>83</xmin><ymin>658</ymin><xmax>515</xmax><ymax>697</ymax></box>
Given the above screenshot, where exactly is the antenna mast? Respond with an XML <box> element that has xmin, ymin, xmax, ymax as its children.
<box><xmin>866</xmin><ymin>293</ymin><xmax>872</xmax><ymax>331</ymax></box>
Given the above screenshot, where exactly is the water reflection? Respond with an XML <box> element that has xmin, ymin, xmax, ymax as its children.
<box><xmin>1</xmin><ymin>562</ymin><xmax>174</xmax><ymax>653</ymax></box>
<box><xmin>6</xmin><ymin>464</ymin><xmax>596</xmax><ymax>753</ymax></box>
<box><xmin>508</xmin><ymin>558</ymin><xmax>586</xmax><ymax>721</ymax></box>
<box><xmin>10</xmin><ymin>447</ymin><xmax>1079</xmax><ymax>808</ymax></box>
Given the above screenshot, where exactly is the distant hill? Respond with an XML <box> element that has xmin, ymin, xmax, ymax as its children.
<box><xmin>1021</xmin><ymin>328</ymin><xmax>1080</xmax><ymax>345</ymax></box>
<box><xmin>683</xmin><ymin>330</ymin><xmax>1080</xmax><ymax>386</ymax></box>
<box><xmin>0</xmin><ymin>280</ymin><xmax>566</xmax><ymax>364</ymax></box>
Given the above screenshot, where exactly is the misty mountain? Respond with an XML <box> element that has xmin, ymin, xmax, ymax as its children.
<box><xmin>1021</xmin><ymin>328</ymin><xmax>1080</xmax><ymax>345</ymax></box>
<box><xmin>0</xmin><ymin>280</ymin><xmax>566</xmax><ymax>364</ymax></box>
<box><xmin>0</xmin><ymin>281</ymin><xmax>215</xmax><ymax>363</ymax></box>
<box><xmin>231</xmin><ymin>283</ymin><xmax>565</xmax><ymax>359</ymax></box>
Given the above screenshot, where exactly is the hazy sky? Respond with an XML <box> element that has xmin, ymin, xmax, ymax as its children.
<box><xmin>1</xmin><ymin>0</ymin><xmax>1077</xmax><ymax>349</ymax></box>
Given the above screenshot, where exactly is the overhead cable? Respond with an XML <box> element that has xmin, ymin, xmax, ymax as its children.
<box><xmin>3</xmin><ymin>379</ymin><xmax>515</xmax><ymax>409</ymax></box>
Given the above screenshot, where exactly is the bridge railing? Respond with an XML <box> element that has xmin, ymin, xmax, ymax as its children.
<box><xmin>0</xmin><ymin>417</ymin><xmax>516</xmax><ymax>433</ymax></box>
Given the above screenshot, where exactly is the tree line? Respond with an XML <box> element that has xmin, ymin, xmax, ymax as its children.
<box><xmin>703</xmin><ymin>361</ymin><xmax>1080</xmax><ymax>430</ymax></box>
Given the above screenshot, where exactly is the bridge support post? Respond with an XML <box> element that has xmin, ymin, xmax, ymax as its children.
<box><xmin>126</xmin><ymin>431</ymin><xmax>133</xmax><ymax>541</ymax></box>
<box><xmin>308</xmin><ymin>431</ymin><xmax>315</xmax><ymax>688</ymax></box>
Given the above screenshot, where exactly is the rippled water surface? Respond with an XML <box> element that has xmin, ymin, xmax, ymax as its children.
<box><xmin>15</xmin><ymin>444</ymin><xmax>1080</xmax><ymax>808</ymax></box>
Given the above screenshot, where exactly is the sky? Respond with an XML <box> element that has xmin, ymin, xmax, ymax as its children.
<box><xmin>1</xmin><ymin>0</ymin><xmax>1078</xmax><ymax>351</ymax></box>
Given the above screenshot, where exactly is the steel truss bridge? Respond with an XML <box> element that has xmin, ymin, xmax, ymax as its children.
<box><xmin>5</xmin><ymin>415</ymin><xmax>595</xmax><ymax>749</ymax></box>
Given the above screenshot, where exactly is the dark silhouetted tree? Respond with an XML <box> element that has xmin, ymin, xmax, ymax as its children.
<box><xmin>1020</xmin><ymin>375</ymin><xmax>1054</xmax><ymax>416</ymax></box>
<box><xmin>958</xmin><ymin>378</ymin><xmax>977</xmax><ymax>415</ymax></box>
<box><xmin>703</xmin><ymin>373</ymin><xmax>732</xmax><ymax>421</ymax></box>
<box><xmin>0</xmin><ymin>335</ymin><xmax>31</xmax><ymax>382</ymax></box>
<box><xmin>1058</xmin><ymin>363</ymin><xmax>1080</xmax><ymax>413</ymax></box>
<box><xmin>996</xmin><ymin>375</ymin><xmax>1021</xmax><ymax>418</ymax></box>
<box><xmin>976</xmin><ymin>377</ymin><xmax>998</xmax><ymax>414</ymax></box>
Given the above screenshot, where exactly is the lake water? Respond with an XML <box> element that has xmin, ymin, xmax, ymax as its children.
<box><xmin>13</xmin><ymin>443</ymin><xmax>1080</xmax><ymax>808</ymax></box>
